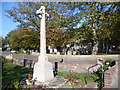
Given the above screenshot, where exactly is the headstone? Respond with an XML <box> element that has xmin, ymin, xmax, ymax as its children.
<box><xmin>73</xmin><ymin>51</ymin><xmax>76</xmax><ymax>55</ymax></box>
<box><xmin>67</xmin><ymin>51</ymin><xmax>72</xmax><ymax>55</ymax></box>
<box><xmin>50</xmin><ymin>49</ymin><xmax>53</xmax><ymax>53</ymax></box>
<box><xmin>57</xmin><ymin>52</ymin><xmax>60</xmax><ymax>55</ymax></box>
<box><xmin>48</xmin><ymin>46</ymin><xmax>51</xmax><ymax>50</ymax></box>
<box><xmin>33</xmin><ymin>6</ymin><xmax>54</xmax><ymax>83</ymax></box>
<box><xmin>54</xmin><ymin>48</ymin><xmax>57</xmax><ymax>53</ymax></box>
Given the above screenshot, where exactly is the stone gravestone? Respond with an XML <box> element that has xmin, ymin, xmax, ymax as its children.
<box><xmin>50</xmin><ymin>49</ymin><xmax>53</xmax><ymax>54</ymax></box>
<box><xmin>54</xmin><ymin>48</ymin><xmax>57</xmax><ymax>54</ymax></box>
<box><xmin>33</xmin><ymin>6</ymin><xmax>54</xmax><ymax>83</ymax></box>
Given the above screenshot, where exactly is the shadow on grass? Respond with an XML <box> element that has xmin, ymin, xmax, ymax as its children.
<box><xmin>2</xmin><ymin>63</ymin><xmax>33</xmax><ymax>88</ymax></box>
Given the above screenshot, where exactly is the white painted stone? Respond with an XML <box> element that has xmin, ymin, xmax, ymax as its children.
<box><xmin>50</xmin><ymin>49</ymin><xmax>53</xmax><ymax>53</ymax></box>
<box><xmin>67</xmin><ymin>51</ymin><xmax>72</xmax><ymax>55</ymax></box>
<box><xmin>33</xmin><ymin>6</ymin><xmax>54</xmax><ymax>82</ymax></box>
<box><xmin>54</xmin><ymin>48</ymin><xmax>57</xmax><ymax>53</ymax></box>
<box><xmin>23</xmin><ymin>50</ymin><xmax>26</xmax><ymax>53</ymax></box>
<box><xmin>33</xmin><ymin>61</ymin><xmax>54</xmax><ymax>83</ymax></box>
<box><xmin>73</xmin><ymin>51</ymin><xmax>76</xmax><ymax>55</ymax></box>
<box><xmin>6</xmin><ymin>54</ymin><xmax>12</xmax><ymax>59</ymax></box>
<box><xmin>66</xmin><ymin>44</ymin><xmax>70</xmax><ymax>47</ymax></box>
<box><xmin>57</xmin><ymin>52</ymin><xmax>60</xmax><ymax>55</ymax></box>
<box><xmin>48</xmin><ymin>46</ymin><xmax>51</xmax><ymax>50</ymax></box>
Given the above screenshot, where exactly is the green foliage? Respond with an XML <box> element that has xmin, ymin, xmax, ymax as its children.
<box><xmin>65</xmin><ymin>70</ymin><xmax>80</xmax><ymax>81</ymax></box>
<box><xmin>0</xmin><ymin>37</ymin><xmax>8</xmax><ymax>51</ymax></box>
<box><xmin>57</xmin><ymin>72</ymin><xmax>67</xmax><ymax>77</ymax></box>
<box><xmin>5</xmin><ymin>2</ymin><xmax>120</xmax><ymax>54</ymax></box>
<box><xmin>106</xmin><ymin>59</ymin><xmax>115</xmax><ymax>67</ymax></box>
<box><xmin>95</xmin><ymin>59</ymin><xmax>115</xmax><ymax>89</ymax></box>
<box><xmin>57</xmin><ymin>71</ymin><xmax>98</xmax><ymax>87</ymax></box>
<box><xmin>5</xmin><ymin>2</ymin><xmax>72</xmax><ymax>48</ymax></box>
<box><xmin>75</xmin><ymin>25</ymin><xmax>94</xmax><ymax>42</ymax></box>
<box><xmin>12</xmin><ymin>80</ymin><xmax>19</xmax><ymax>88</ymax></box>
<box><xmin>15</xmin><ymin>51</ymin><xmax>25</xmax><ymax>54</ymax></box>
<box><xmin>0</xmin><ymin>36</ymin><xmax>2</xmax><ymax>47</ymax></box>
<box><xmin>6</xmin><ymin>28</ymin><xmax>40</xmax><ymax>51</ymax></box>
<box><xmin>0</xmin><ymin>56</ymin><xmax>14</xmax><ymax>64</ymax></box>
<box><xmin>0</xmin><ymin>56</ymin><xmax>7</xmax><ymax>64</ymax></box>
<box><xmin>7</xmin><ymin>59</ymin><xmax>14</xmax><ymax>63</ymax></box>
<box><xmin>61</xmin><ymin>2</ymin><xmax>120</xmax><ymax>54</ymax></box>
<box><xmin>97</xmin><ymin>59</ymin><xmax>115</xmax><ymax>74</ymax></box>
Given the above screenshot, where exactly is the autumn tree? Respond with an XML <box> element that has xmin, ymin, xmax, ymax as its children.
<box><xmin>6</xmin><ymin>28</ymin><xmax>40</xmax><ymax>53</ymax></box>
<box><xmin>104</xmin><ymin>2</ymin><xmax>120</xmax><ymax>48</ymax></box>
<box><xmin>65</xmin><ymin>2</ymin><xmax>120</xmax><ymax>54</ymax></box>
<box><xmin>5</xmin><ymin>2</ymin><xmax>120</xmax><ymax>54</ymax></box>
<box><xmin>0</xmin><ymin>36</ymin><xmax>9</xmax><ymax>51</ymax></box>
<box><xmin>0</xmin><ymin>36</ymin><xmax>2</xmax><ymax>48</ymax></box>
<box><xmin>5</xmin><ymin>2</ymin><xmax>73</xmax><ymax>48</ymax></box>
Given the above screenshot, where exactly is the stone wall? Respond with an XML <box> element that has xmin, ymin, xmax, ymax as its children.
<box><xmin>12</xmin><ymin>54</ymin><xmax>96</xmax><ymax>73</ymax></box>
<box><xmin>104</xmin><ymin>61</ymin><xmax>119</xmax><ymax>88</ymax></box>
<box><xmin>13</xmin><ymin>58</ymin><xmax>37</xmax><ymax>68</ymax></box>
<box><xmin>12</xmin><ymin>58</ymin><xmax>95</xmax><ymax>73</ymax></box>
<box><xmin>12</xmin><ymin>54</ymin><xmax>119</xmax><ymax>73</ymax></box>
<box><xmin>83</xmin><ymin>82</ymin><xmax>97</xmax><ymax>88</ymax></box>
<box><xmin>57</xmin><ymin>62</ymin><xmax>94</xmax><ymax>73</ymax></box>
<box><xmin>12</xmin><ymin>54</ymin><xmax>98</xmax><ymax>73</ymax></box>
<box><xmin>6</xmin><ymin>54</ymin><xmax>119</xmax><ymax>63</ymax></box>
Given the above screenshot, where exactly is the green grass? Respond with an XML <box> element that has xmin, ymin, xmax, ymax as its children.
<box><xmin>2</xmin><ymin>63</ymin><xmax>33</xmax><ymax>89</ymax></box>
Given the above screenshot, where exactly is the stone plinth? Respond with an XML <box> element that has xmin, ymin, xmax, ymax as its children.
<box><xmin>33</xmin><ymin>76</ymin><xmax>66</xmax><ymax>88</ymax></box>
<box><xmin>33</xmin><ymin>60</ymin><xmax>54</xmax><ymax>83</ymax></box>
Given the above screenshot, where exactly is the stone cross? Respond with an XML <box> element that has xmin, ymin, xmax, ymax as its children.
<box><xmin>36</xmin><ymin>6</ymin><xmax>47</xmax><ymax>62</ymax></box>
<box><xmin>33</xmin><ymin>6</ymin><xmax>54</xmax><ymax>83</ymax></box>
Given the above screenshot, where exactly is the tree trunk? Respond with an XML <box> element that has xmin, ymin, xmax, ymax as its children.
<box><xmin>106</xmin><ymin>42</ymin><xmax>110</xmax><ymax>54</ymax></box>
<box><xmin>92</xmin><ymin>40</ymin><xmax>99</xmax><ymax>55</ymax></box>
<box><xmin>91</xmin><ymin>3</ymin><xmax>98</xmax><ymax>55</ymax></box>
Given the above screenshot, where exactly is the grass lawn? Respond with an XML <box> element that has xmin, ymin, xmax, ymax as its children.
<box><xmin>2</xmin><ymin>63</ymin><xmax>33</xmax><ymax>89</ymax></box>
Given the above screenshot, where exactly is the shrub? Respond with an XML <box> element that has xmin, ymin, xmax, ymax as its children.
<box><xmin>105</xmin><ymin>58</ymin><xmax>115</xmax><ymax>67</ymax></box>
<box><xmin>7</xmin><ymin>59</ymin><xmax>14</xmax><ymax>63</ymax></box>
<box><xmin>95</xmin><ymin>59</ymin><xmax>115</xmax><ymax>89</ymax></box>
<box><xmin>12</xmin><ymin>80</ymin><xmax>19</xmax><ymax>88</ymax></box>
<box><xmin>0</xmin><ymin>56</ymin><xmax>7</xmax><ymax>64</ymax></box>
<box><xmin>64</xmin><ymin>70</ymin><xmax>80</xmax><ymax>87</ymax></box>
